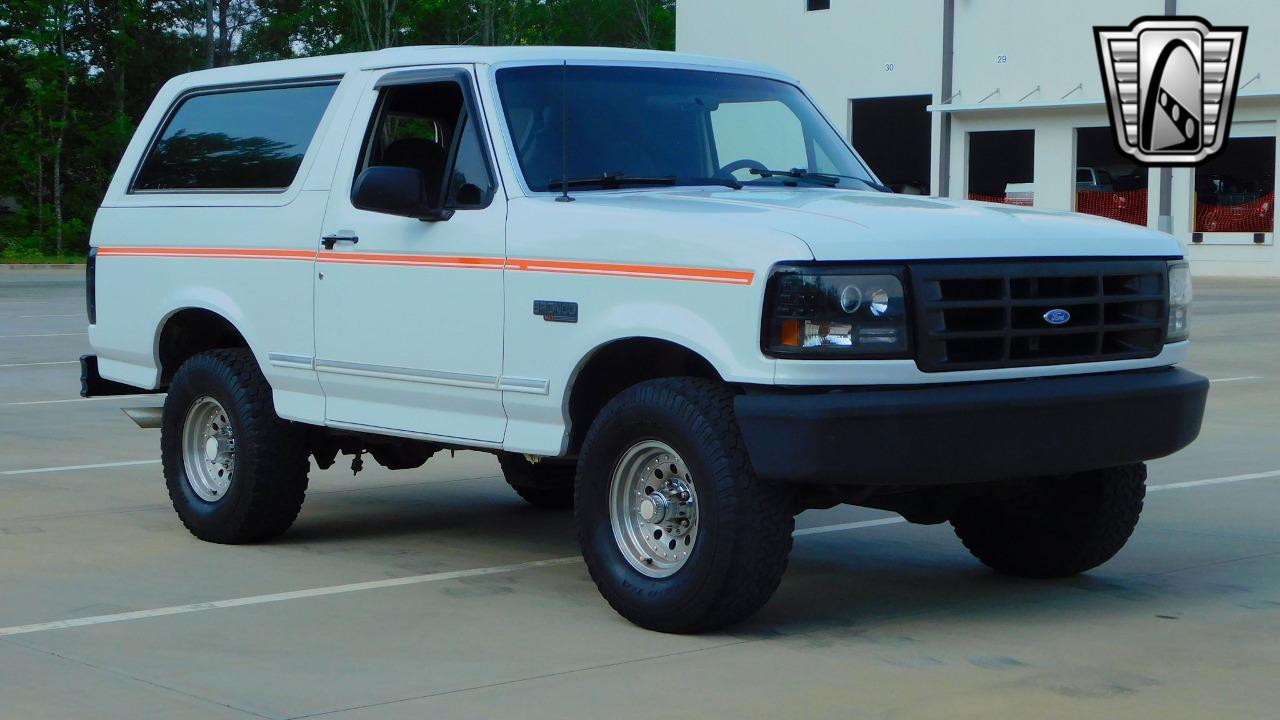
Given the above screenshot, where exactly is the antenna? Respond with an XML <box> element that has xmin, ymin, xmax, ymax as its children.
<box><xmin>555</xmin><ymin>60</ymin><xmax>574</xmax><ymax>203</ymax></box>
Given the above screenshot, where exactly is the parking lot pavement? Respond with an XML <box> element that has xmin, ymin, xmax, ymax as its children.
<box><xmin>1</xmin><ymin>267</ymin><xmax>1277</xmax><ymax>719</ymax></box>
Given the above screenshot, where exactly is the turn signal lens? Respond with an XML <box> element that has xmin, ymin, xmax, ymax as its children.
<box><xmin>1167</xmin><ymin>261</ymin><xmax>1191</xmax><ymax>343</ymax></box>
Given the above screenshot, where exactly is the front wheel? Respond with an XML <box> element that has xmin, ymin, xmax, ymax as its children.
<box><xmin>575</xmin><ymin>378</ymin><xmax>795</xmax><ymax>633</ymax></box>
<box><xmin>950</xmin><ymin>463</ymin><xmax>1146</xmax><ymax>578</ymax></box>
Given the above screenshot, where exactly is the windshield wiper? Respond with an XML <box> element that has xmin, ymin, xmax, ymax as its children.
<box><xmin>679</xmin><ymin>177</ymin><xmax>744</xmax><ymax>190</ymax></box>
<box><xmin>546</xmin><ymin>173</ymin><xmax>677</xmax><ymax>191</ymax></box>
<box><xmin>749</xmin><ymin>168</ymin><xmax>893</xmax><ymax>193</ymax></box>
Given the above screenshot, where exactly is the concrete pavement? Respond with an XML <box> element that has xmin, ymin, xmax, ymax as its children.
<box><xmin>1</xmin><ymin>267</ymin><xmax>1277</xmax><ymax>719</ymax></box>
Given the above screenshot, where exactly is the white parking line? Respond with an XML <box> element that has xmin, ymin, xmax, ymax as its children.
<box><xmin>0</xmin><ymin>360</ymin><xmax>79</xmax><ymax>368</ymax></box>
<box><xmin>1147</xmin><ymin>469</ymin><xmax>1280</xmax><ymax>492</ymax></box>
<box><xmin>0</xmin><ymin>557</ymin><xmax>583</xmax><ymax>637</ymax></box>
<box><xmin>793</xmin><ymin>516</ymin><xmax>906</xmax><ymax>536</ymax></box>
<box><xmin>0</xmin><ymin>466</ymin><xmax>1276</xmax><ymax>638</ymax></box>
<box><xmin>1208</xmin><ymin>376</ymin><xmax>1264</xmax><ymax>383</ymax></box>
<box><xmin>0</xmin><ymin>332</ymin><xmax>87</xmax><ymax>339</ymax></box>
<box><xmin>0</xmin><ymin>459</ymin><xmax>162</xmax><ymax>476</ymax></box>
<box><xmin>0</xmin><ymin>394</ymin><xmax>158</xmax><ymax>407</ymax></box>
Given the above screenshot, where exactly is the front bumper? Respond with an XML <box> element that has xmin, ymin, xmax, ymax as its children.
<box><xmin>734</xmin><ymin>367</ymin><xmax>1208</xmax><ymax>485</ymax></box>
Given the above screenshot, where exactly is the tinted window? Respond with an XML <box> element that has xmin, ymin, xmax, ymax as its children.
<box><xmin>134</xmin><ymin>83</ymin><xmax>337</xmax><ymax>191</ymax></box>
<box><xmin>496</xmin><ymin>66</ymin><xmax>873</xmax><ymax>192</ymax></box>
<box><xmin>447</xmin><ymin>117</ymin><xmax>496</xmax><ymax>207</ymax></box>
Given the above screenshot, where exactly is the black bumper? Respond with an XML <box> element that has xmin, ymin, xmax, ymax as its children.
<box><xmin>79</xmin><ymin>355</ymin><xmax>151</xmax><ymax>398</ymax></box>
<box><xmin>734</xmin><ymin>367</ymin><xmax>1209</xmax><ymax>486</ymax></box>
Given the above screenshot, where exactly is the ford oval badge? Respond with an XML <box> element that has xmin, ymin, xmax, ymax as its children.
<box><xmin>1043</xmin><ymin>308</ymin><xmax>1071</xmax><ymax>325</ymax></box>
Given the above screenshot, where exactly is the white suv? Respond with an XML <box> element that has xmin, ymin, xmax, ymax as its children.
<box><xmin>82</xmin><ymin>46</ymin><xmax>1208</xmax><ymax>633</ymax></box>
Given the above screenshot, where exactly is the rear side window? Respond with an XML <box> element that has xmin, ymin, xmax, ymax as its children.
<box><xmin>133</xmin><ymin>83</ymin><xmax>338</xmax><ymax>192</ymax></box>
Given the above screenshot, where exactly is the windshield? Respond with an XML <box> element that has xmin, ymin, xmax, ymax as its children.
<box><xmin>495</xmin><ymin>65</ymin><xmax>875</xmax><ymax>192</ymax></box>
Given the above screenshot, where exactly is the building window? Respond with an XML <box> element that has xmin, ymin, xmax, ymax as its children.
<box><xmin>967</xmin><ymin>130</ymin><xmax>1034</xmax><ymax>205</ymax></box>
<box><xmin>1194</xmin><ymin>137</ymin><xmax>1275</xmax><ymax>234</ymax></box>
<box><xmin>1075</xmin><ymin>127</ymin><xmax>1148</xmax><ymax>226</ymax></box>
<box><xmin>806</xmin><ymin>0</ymin><xmax>830</xmax><ymax>11</ymax></box>
<box><xmin>852</xmin><ymin>95</ymin><xmax>931</xmax><ymax>195</ymax></box>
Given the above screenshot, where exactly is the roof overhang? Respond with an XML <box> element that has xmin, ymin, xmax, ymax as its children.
<box><xmin>928</xmin><ymin>91</ymin><xmax>1280</xmax><ymax>113</ymax></box>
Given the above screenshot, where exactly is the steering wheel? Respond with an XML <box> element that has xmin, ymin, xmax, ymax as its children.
<box><xmin>718</xmin><ymin>158</ymin><xmax>769</xmax><ymax>177</ymax></box>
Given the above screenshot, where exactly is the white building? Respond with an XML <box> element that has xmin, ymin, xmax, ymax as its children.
<box><xmin>677</xmin><ymin>0</ymin><xmax>1280</xmax><ymax>277</ymax></box>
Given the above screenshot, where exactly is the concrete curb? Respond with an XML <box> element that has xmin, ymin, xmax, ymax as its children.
<box><xmin>1</xmin><ymin>264</ymin><xmax>84</xmax><ymax>270</ymax></box>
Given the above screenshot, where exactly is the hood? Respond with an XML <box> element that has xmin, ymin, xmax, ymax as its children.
<box><xmin>581</xmin><ymin>187</ymin><xmax>1182</xmax><ymax>262</ymax></box>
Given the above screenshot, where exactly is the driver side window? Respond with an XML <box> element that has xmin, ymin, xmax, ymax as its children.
<box><xmin>710</xmin><ymin>100</ymin><xmax>807</xmax><ymax>181</ymax></box>
<box><xmin>357</xmin><ymin>80</ymin><xmax>495</xmax><ymax>211</ymax></box>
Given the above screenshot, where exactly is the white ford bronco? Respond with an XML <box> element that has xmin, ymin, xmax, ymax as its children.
<box><xmin>83</xmin><ymin>46</ymin><xmax>1209</xmax><ymax>633</ymax></box>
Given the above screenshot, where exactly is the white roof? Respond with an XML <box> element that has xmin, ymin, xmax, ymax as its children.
<box><xmin>167</xmin><ymin>45</ymin><xmax>788</xmax><ymax>89</ymax></box>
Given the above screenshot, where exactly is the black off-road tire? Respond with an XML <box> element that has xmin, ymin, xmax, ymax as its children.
<box><xmin>575</xmin><ymin>378</ymin><xmax>795</xmax><ymax>634</ymax></box>
<box><xmin>950</xmin><ymin>463</ymin><xmax>1147</xmax><ymax>578</ymax></box>
<box><xmin>161</xmin><ymin>349</ymin><xmax>310</xmax><ymax>544</ymax></box>
<box><xmin>498</xmin><ymin>453</ymin><xmax>575</xmax><ymax>509</ymax></box>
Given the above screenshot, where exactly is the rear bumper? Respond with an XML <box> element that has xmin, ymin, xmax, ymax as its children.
<box><xmin>734</xmin><ymin>367</ymin><xmax>1208</xmax><ymax>485</ymax></box>
<box><xmin>79</xmin><ymin>354</ymin><xmax>152</xmax><ymax>398</ymax></box>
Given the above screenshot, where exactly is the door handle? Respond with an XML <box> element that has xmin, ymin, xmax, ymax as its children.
<box><xmin>320</xmin><ymin>231</ymin><xmax>359</xmax><ymax>250</ymax></box>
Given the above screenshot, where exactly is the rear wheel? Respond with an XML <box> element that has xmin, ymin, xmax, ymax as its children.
<box><xmin>161</xmin><ymin>349</ymin><xmax>309</xmax><ymax>544</ymax></box>
<box><xmin>575</xmin><ymin>378</ymin><xmax>794</xmax><ymax>633</ymax></box>
<box><xmin>950</xmin><ymin>463</ymin><xmax>1146</xmax><ymax>578</ymax></box>
<box><xmin>498</xmin><ymin>453</ymin><xmax>575</xmax><ymax>509</ymax></box>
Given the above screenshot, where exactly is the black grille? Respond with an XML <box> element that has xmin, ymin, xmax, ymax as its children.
<box><xmin>911</xmin><ymin>260</ymin><xmax>1168</xmax><ymax>372</ymax></box>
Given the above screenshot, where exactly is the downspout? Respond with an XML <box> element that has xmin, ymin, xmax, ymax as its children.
<box><xmin>938</xmin><ymin>0</ymin><xmax>955</xmax><ymax>197</ymax></box>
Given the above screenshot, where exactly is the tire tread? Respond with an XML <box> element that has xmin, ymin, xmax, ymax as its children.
<box><xmin>161</xmin><ymin>349</ymin><xmax>309</xmax><ymax>543</ymax></box>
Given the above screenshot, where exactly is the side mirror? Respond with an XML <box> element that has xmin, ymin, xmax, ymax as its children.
<box><xmin>352</xmin><ymin>166</ymin><xmax>453</xmax><ymax>222</ymax></box>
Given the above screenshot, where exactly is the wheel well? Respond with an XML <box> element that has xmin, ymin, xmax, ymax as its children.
<box><xmin>567</xmin><ymin>338</ymin><xmax>722</xmax><ymax>454</ymax></box>
<box><xmin>157</xmin><ymin>309</ymin><xmax>249</xmax><ymax>385</ymax></box>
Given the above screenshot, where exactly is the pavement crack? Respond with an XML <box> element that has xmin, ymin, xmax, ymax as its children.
<box><xmin>287</xmin><ymin>639</ymin><xmax>754</xmax><ymax>719</ymax></box>
<box><xmin>1149</xmin><ymin>548</ymin><xmax>1280</xmax><ymax>577</ymax></box>
<box><xmin>0</xmin><ymin>636</ymin><xmax>275</xmax><ymax>719</ymax></box>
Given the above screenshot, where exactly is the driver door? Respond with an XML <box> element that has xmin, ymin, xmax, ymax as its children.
<box><xmin>313</xmin><ymin>67</ymin><xmax>506</xmax><ymax>443</ymax></box>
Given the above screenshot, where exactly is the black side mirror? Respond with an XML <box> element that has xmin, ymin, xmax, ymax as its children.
<box><xmin>352</xmin><ymin>166</ymin><xmax>454</xmax><ymax>222</ymax></box>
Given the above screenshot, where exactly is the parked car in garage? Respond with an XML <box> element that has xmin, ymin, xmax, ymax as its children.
<box><xmin>1076</xmin><ymin>166</ymin><xmax>1115</xmax><ymax>192</ymax></box>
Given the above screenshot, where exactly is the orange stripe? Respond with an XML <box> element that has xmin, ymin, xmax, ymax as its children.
<box><xmin>97</xmin><ymin>247</ymin><xmax>753</xmax><ymax>285</ymax></box>
<box><xmin>316</xmin><ymin>252</ymin><xmax>504</xmax><ymax>269</ymax></box>
<box><xmin>508</xmin><ymin>259</ymin><xmax>754</xmax><ymax>285</ymax></box>
<box><xmin>98</xmin><ymin>247</ymin><xmax>314</xmax><ymax>261</ymax></box>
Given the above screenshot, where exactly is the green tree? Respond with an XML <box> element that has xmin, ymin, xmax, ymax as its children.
<box><xmin>0</xmin><ymin>0</ymin><xmax>677</xmax><ymax>258</ymax></box>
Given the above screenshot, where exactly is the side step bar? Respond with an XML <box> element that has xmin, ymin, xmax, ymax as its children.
<box><xmin>122</xmin><ymin>407</ymin><xmax>163</xmax><ymax>429</ymax></box>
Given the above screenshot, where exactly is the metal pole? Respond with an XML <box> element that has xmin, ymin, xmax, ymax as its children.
<box><xmin>1159</xmin><ymin>0</ymin><xmax>1176</xmax><ymax>233</ymax></box>
<box><xmin>938</xmin><ymin>0</ymin><xmax>955</xmax><ymax>197</ymax></box>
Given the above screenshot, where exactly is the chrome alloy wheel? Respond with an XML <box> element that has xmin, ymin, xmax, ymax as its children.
<box><xmin>181</xmin><ymin>396</ymin><xmax>236</xmax><ymax>502</ymax></box>
<box><xmin>608</xmin><ymin>440</ymin><xmax>700</xmax><ymax>578</ymax></box>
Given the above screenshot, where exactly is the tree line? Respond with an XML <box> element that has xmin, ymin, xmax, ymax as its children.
<box><xmin>0</xmin><ymin>0</ymin><xmax>676</xmax><ymax>259</ymax></box>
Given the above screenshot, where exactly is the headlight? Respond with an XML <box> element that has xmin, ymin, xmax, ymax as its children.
<box><xmin>1167</xmin><ymin>261</ymin><xmax>1191</xmax><ymax>343</ymax></box>
<box><xmin>764</xmin><ymin>265</ymin><xmax>909</xmax><ymax>357</ymax></box>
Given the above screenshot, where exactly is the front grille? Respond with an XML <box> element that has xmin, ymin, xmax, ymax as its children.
<box><xmin>911</xmin><ymin>260</ymin><xmax>1168</xmax><ymax>372</ymax></box>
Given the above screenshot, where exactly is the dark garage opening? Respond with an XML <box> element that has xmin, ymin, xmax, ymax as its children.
<box><xmin>851</xmin><ymin>95</ymin><xmax>932</xmax><ymax>195</ymax></box>
<box><xmin>1194</xmin><ymin>136</ymin><xmax>1275</xmax><ymax>234</ymax></box>
<box><xmin>968</xmin><ymin>129</ymin><xmax>1034</xmax><ymax>205</ymax></box>
<box><xmin>1075</xmin><ymin>126</ymin><xmax>1149</xmax><ymax>226</ymax></box>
